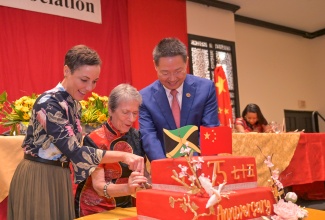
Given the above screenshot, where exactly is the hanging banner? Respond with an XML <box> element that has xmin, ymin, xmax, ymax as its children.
<box><xmin>0</xmin><ymin>0</ymin><xmax>102</xmax><ymax>24</ymax></box>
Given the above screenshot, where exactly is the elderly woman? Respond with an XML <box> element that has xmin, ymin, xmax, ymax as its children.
<box><xmin>75</xmin><ymin>84</ymin><xmax>147</xmax><ymax>217</ymax></box>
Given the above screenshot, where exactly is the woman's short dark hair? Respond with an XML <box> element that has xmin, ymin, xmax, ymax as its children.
<box><xmin>64</xmin><ymin>45</ymin><xmax>102</xmax><ymax>73</ymax></box>
<box><xmin>241</xmin><ymin>103</ymin><xmax>268</xmax><ymax>125</ymax></box>
<box><xmin>152</xmin><ymin>37</ymin><xmax>187</xmax><ymax>66</ymax></box>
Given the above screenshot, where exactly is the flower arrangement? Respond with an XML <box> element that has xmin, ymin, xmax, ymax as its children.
<box><xmin>258</xmin><ymin>146</ymin><xmax>308</xmax><ymax>220</ymax></box>
<box><xmin>0</xmin><ymin>91</ymin><xmax>109</xmax><ymax>135</ymax></box>
<box><xmin>79</xmin><ymin>92</ymin><xmax>109</xmax><ymax>124</ymax></box>
<box><xmin>0</xmin><ymin>91</ymin><xmax>38</xmax><ymax>134</ymax></box>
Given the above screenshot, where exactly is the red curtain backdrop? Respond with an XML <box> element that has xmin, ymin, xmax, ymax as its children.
<box><xmin>0</xmin><ymin>1</ymin><xmax>186</xmax><ymax>217</ymax></box>
<box><xmin>128</xmin><ymin>0</ymin><xmax>188</xmax><ymax>91</ymax></box>
<box><xmin>127</xmin><ymin>0</ymin><xmax>187</xmax><ymax>128</ymax></box>
<box><xmin>0</xmin><ymin>0</ymin><xmax>188</xmax><ymax>96</ymax></box>
<box><xmin>0</xmin><ymin>0</ymin><xmax>131</xmax><ymax>101</ymax></box>
<box><xmin>0</xmin><ymin>0</ymin><xmax>133</xmax><ymax>133</ymax></box>
<box><xmin>0</xmin><ymin>0</ymin><xmax>187</xmax><ymax>132</ymax></box>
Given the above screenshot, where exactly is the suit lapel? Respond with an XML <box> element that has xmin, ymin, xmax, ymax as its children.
<box><xmin>153</xmin><ymin>82</ymin><xmax>177</xmax><ymax>129</ymax></box>
<box><xmin>181</xmin><ymin>75</ymin><xmax>196</xmax><ymax>126</ymax></box>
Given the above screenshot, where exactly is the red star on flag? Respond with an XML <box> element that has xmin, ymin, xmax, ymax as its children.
<box><xmin>200</xmin><ymin>126</ymin><xmax>232</xmax><ymax>155</ymax></box>
<box><xmin>214</xmin><ymin>65</ymin><xmax>233</xmax><ymax>127</ymax></box>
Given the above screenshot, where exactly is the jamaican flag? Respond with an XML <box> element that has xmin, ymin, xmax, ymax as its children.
<box><xmin>163</xmin><ymin>125</ymin><xmax>200</xmax><ymax>158</ymax></box>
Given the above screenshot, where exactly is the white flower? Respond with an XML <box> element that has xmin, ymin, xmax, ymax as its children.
<box><xmin>264</xmin><ymin>155</ymin><xmax>274</xmax><ymax>168</ymax></box>
<box><xmin>198</xmin><ymin>157</ymin><xmax>204</xmax><ymax>163</ymax></box>
<box><xmin>297</xmin><ymin>208</ymin><xmax>308</xmax><ymax>219</ymax></box>
<box><xmin>178</xmin><ymin>164</ymin><xmax>188</xmax><ymax>172</ymax></box>
<box><xmin>194</xmin><ymin>162</ymin><xmax>202</xmax><ymax>170</ymax></box>
<box><xmin>179</xmin><ymin>172</ymin><xmax>186</xmax><ymax>178</ymax></box>
<box><xmin>180</xmin><ymin>146</ymin><xmax>191</xmax><ymax>155</ymax></box>
<box><xmin>190</xmin><ymin>156</ymin><xmax>204</xmax><ymax>170</ymax></box>
<box><xmin>178</xmin><ymin>164</ymin><xmax>188</xmax><ymax>178</ymax></box>
<box><xmin>188</xmin><ymin>175</ymin><xmax>196</xmax><ymax>182</ymax></box>
<box><xmin>272</xmin><ymin>168</ymin><xmax>280</xmax><ymax>180</ymax></box>
<box><xmin>272</xmin><ymin>199</ymin><xmax>308</xmax><ymax>220</ymax></box>
<box><xmin>274</xmin><ymin>179</ymin><xmax>284</xmax><ymax>190</ymax></box>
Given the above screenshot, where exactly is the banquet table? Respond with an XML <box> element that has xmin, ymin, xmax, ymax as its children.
<box><xmin>0</xmin><ymin>135</ymin><xmax>24</xmax><ymax>220</ymax></box>
<box><xmin>1</xmin><ymin>133</ymin><xmax>325</xmax><ymax>220</ymax></box>
<box><xmin>74</xmin><ymin>207</ymin><xmax>325</xmax><ymax>220</ymax></box>
<box><xmin>232</xmin><ymin>132</ymin><xmax>325</xmax><ymax>201</ymax></box>
<box><xmin>232</xmin><ymin>133</ymin><xmax>325</xmax><ymax>193</ymax></box>
<box><xmin>232</xmin><ymin>132</ymin><xmax>301</xmax><ymax>187</ymax></box>
<box><xmin>0</xmin><ymin>136</ymin><xmax>24</xmax><ymax>201</ymax></box>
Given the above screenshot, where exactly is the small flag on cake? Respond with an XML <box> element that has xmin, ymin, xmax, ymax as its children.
<box><xmin>200</xmin><ymin>126</ymin><xmax>232</xmax><ymax>155</ymax></box>
<box><xmin>163</xmin><ymin>125</ymin><xmax>200</xmax><ymax>158</ymax></box>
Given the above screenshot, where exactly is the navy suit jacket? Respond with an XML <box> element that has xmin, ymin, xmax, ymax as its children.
<box><xmin>139</xmin><ymin>74</ymin><xmax>219</xmax><ymax>161</ymax></box>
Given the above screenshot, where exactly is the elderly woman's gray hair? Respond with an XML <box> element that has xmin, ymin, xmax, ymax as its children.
<box><xmin>109</xmin><ymin>84</ymin><xmax>142</xmax><ymax>112</ymax></box>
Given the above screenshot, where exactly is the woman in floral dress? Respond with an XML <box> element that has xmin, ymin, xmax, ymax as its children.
<box><xmin>7</xmin><ymin>45</ymin><xmax>146</xmax><ymax>220</ymax></box>
<box><xmin>75</xmin><ymin>84</ymin><xmax>146</xmax><ymax>217</ymax></box>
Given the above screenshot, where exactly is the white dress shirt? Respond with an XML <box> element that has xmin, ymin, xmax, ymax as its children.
<box><xmin>163</xmin><ymin>84</ymin><xmax>184</xmax><ymax>110</ymax></box>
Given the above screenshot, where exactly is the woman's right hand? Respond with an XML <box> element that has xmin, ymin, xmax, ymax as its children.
<box><xmin>123</xmin><ymin>153</ymin><xmax>144</xmax><ymax>174</ymax></box>
<box><xmin>127</xmin><ymin>171</ymin><xmax>147</xmax><ymax>194</ymax></box>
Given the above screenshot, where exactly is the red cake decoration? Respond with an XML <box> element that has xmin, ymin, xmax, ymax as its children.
<box><xmin>137</xmin><ymin>148</ymin><xmax>276</xmax><ymax>220</ymax></box>
<box><xmin>151</xmin><ymin>154</ymin><xmax>258</xmax><ymax>193</ymax></box>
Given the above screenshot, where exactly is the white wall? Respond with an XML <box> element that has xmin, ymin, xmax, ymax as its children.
<box><xmin>187</xmin><ymin>1</ymin><xmax>325</xmax><ymax>132</ymax></box>
<box><xmin>309</xmin><ymin>36</ymin><xmax>325</xmax><ymax>131</ymax></box>
<box><xmin>235</xmin><ymin>23</ymin><xmax>323</xmax><ymax>127</ymax></box>
<box><xmin>186</xmin><ymin>2</ymin><xmax>235</xmax><ymax>41</ymax></box>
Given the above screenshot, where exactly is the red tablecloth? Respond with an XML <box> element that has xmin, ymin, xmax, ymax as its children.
<box><xmin>280</xmin><ymin>133</ymin><xmax>325</xmax><ymax>185</ymax></box>
<box><xmin>280</xmin><ymin>133</ymin><xmax>325</xmax><ymax>199</ymax></box>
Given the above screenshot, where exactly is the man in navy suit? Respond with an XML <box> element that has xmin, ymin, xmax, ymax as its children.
<box><xmin>139</xmin><ymin>38</ymin><xmax>219</xmax><ymax>161</ymax></box>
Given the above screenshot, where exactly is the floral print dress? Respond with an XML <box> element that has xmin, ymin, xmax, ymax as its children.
<box><xmin>22</xmin><ymin>83</ymin><xmax>105</xmax><ymax>183</ymax></box>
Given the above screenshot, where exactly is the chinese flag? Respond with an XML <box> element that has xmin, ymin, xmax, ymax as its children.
<box><xmin>214</xmin><ymin>65</ymin><xmax>233</xmax><ymax>126</ymax></box>
<box><xmin>200</xmin><ymin>126</ymin><xmax>232</xmax><ymax>155</ymax></box>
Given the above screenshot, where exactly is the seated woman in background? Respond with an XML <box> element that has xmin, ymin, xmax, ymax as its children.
<box><xmin>75</xmin><ymin>84</ymin><xmax>147</xmax><ymax>217</ymax></box>
<box><xmin>235</xmin><ymin>103</ymin><xmax>272</xmax><ymax>133</ymax></box>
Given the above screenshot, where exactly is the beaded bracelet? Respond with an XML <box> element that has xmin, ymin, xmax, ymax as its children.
<box><xmin>103</xmin><ymin>181</ymin><xmax>112</xmax><ymax>199</ymax></box>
